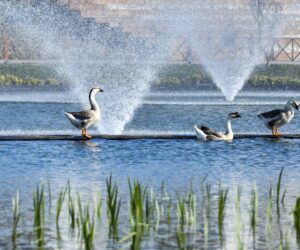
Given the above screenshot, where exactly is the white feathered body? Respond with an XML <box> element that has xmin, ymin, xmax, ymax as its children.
<box><xmin>65</xmin><ymin>110</ymin><xmax>100</xmax><ymax>129</ymax></box>
<box><xmin>65</xmin><ymin>88</ymin><xmax>101</xmax><ymax>130</ymax></box>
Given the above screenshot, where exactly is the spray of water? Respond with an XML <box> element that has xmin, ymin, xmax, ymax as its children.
<box><xmin>0</xmin><ymin>0</ymin><xmax>171</xmax><ymax>134</ymax></box>
<box><xmin>155</xmin><ymin>0</ymin><xmax>284</xmax><ymax>101</ymax></box>
<box><xmin>0</xmin><ymin>0</ymin><xmax>288</xmax><ymax>136</ymax></box>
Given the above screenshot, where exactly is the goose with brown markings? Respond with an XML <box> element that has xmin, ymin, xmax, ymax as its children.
<box><xmin>258</xmin><ymin>99</ymin><xmax>298</xmax><ymax>136</ymax></box>
<box><xmin>65</xmin><ymin>87</ymin><xmax>104</xmax><ymax>139</ymax></box>
<box><xmin>194</xmin><ymin>112</ymin><xmax>241</xmax><ymax>141</ymax></box>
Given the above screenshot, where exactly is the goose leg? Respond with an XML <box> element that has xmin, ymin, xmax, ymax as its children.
<box><xmin>84</xmin><ymin>130</ymin><xmax>92</xmax><ymax>139</ymax></box>
<box><xmin>275</xmin><ymin>128</ymin><xmax>281</xmax><ymax>137</ymax></box>
<box><xmin>272</xmin><ymin>127</ymin><xmax>276</xmax><ymax>136</ymax></box>
<box><xmin>81</xmin><ymin>128</ymin><xmax>92</xmax><ymax>139</ymax></box>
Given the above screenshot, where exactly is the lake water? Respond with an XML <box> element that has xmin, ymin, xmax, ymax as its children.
<box><xmin>0</xmin><ymin>90</ymin><xmax>300</xmax><ymax>249</ymax></box>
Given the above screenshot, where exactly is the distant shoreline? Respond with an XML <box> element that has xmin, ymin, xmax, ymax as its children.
<box><xmin>0</xmin><ymin>63</ymin><xmax>300</xmax><ymax>90</ymax></box>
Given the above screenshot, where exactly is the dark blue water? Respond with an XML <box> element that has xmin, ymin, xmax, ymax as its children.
<box><xmin>0</xmin><ymin>91</ymin><xmax>300</xmax><ymax>249</ymax></box>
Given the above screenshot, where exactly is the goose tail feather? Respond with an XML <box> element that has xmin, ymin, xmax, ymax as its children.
<box><xmin>194</xmin><ymin>125</ymin><xmax>207</xmax><ymax>141</ymax></box>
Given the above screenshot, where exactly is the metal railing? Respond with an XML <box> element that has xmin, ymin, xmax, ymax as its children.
<box><xmin>271</xmin><ymin>37</ymin><xmax>300</xmax><ymax>62</ymax></box>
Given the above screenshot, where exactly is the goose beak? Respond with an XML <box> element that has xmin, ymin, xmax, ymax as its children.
<box><xmin>296</xmin><ymin>104</ymin><xmax>299</xmax><ymax>110</ymax></box>
<box><xmin>236</xmin><ymin>114</ymin><xmax>241</xmax><ymax>118</ymax></box>
<box><xmin>99</xmin><ymin>88</ymin><xmax>104</xmax><ymax>92</ymax></box>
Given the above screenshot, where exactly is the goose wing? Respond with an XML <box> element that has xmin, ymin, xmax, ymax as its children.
<box><xmin>199</xmin><ymin>126</ymin><xmax>223</xmax><ymax>138</ymax></box>
<box><xmin>69</xmin><ymin>110</ymin><xmax>94</xmax><ymax>120</ymax></box>
<box><xmin>258</xmin><ymin>109</ymin><xmax>283</xmax><ymax>120</ymax></box>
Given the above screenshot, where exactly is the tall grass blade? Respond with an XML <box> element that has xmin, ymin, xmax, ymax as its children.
<box><xmin>12</xmin><ymin>190</ymin><xmax>21</xmax><ymax>245</ymax></box>
<box><xmin>33</xmin><ymin>185</ymin><xmax>45</xmax><ymax>247</ymax></box>
<box><xmin>276</xmin><ymin>167</ymin><xmax>284</xmax><ymax>210</ymax></box>
<box><xmin>56</xmin><ymin>186</ymin><xmax>67</xmax><ymax>226</ymax></box>
<box><xmin>249</xmin><ymin>184</ymin><xmax>258</xmax><ymax>241</ymax></box>
<box><xmin>293</xmin><ymin>197</ymin><xmax>300</xmax><ymax>246</ymax></box>
<box><xmin>235</xmin><ymin>186</ymin><xmax>244</xmax><ymax>250</ymax></box>
<box><xmin>106</xmin><ymin>174</ymin><xmax>121</xmax><ymax>238</ymax></box>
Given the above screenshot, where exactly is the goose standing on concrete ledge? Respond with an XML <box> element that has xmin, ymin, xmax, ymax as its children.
<box><xmin>194</xmin><ymin>112</ymin><xmax>241</xmax><ymax>141</ymax></box>
<box><xmin>258</xmin><ymin>99</ymin><xmax>298</xmax><ymax>136</ymax></box>
<box><xmin>65</xmin><ymin>87</ymin><xmax>104</xmax><ymax>139</ymax></box>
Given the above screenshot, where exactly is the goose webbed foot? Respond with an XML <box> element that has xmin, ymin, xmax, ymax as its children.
<box><xmin>272</xmin><ymin>127</ymin><xmax>281</xmax><ymax>137</ymax></box>
<box><xmin>275</xmin><ymin>128</ymin><xmax>281</xmax><ymax>137</ymax></box>
<box><xmin>82</xmin><ymin>128</ymin><xmax>92</xmax><ymax>139</ymax></box>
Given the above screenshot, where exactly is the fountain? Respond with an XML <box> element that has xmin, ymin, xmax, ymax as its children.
<box><xmin>0</xmin><ymin>0</ymin><xmax>170</xmax><ymax>134</ymax></box>
<box><xmin>155</xmin><ymin>0</ymin><xmax>284</xmax><ymax>101</ymax></box>
<box><xmin>0</xmin><ymin>0</ymin><xmax>286</xmax><ymax>135</ymax></box>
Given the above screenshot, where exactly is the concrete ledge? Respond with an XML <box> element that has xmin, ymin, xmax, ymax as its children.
<box><xmin>0</xmin><ymin>134</ymin><xmax>300</xmax><ymax>141</ymax></box>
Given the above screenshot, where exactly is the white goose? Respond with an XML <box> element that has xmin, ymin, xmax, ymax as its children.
<box><xmin>258</xmin><ymin>99</ymin><xmax>298</xmax><ymax>136</ymax></box>
<box><xmin>65</xmin><ymin>87</ymin><xmax>103</xmax><ymax>139</ymax></box>
<box><xmin>194</xmin><ymin>112</ymin><xmax>241</xmax><ymax>141</ymax></box>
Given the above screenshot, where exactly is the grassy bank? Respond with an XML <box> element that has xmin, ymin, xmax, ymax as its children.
<box><xmin>0</xmin><ymin>63</ymin><xmax>65</xmax><ymax>86</ymax></box>
<box><xmin>153</xmin><ymin>64</ymin><xmax>300</xmax><ymax>89</ymax></box>
<box><xmin>0</xmin><ymin>63</ymin><xmax>300</xmax><ymax>89</ymax></box>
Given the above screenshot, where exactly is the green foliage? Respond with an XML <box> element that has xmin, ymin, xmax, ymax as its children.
<box><xmin>33</xmin><ymin>184</ymin><xmax>45</xmax><ymax>247</ymax></box>
<box><xmin>12</xmin><ymin>190</ymin><xmax>21</xmax><ymax>245</ymax></box>
<box><xmin>0</xmin><ymin>63</ymin><xmax>300</xmax><ymax>88</ymax></box>
<box><xmin>56</xmin><ymin>186</ymin><xmax>67</xmax><ymax>226</ymax></box>
<box><xmin>0</xmin><ymin>63</ymin><xmax>64</xmax><ymax>86</ymax></box>
<box><xmin>78</xmin><ymin>194</ymin><xmax>95</xmax><ymax>250</ymax></box>
<box><xmin>106</xmin><ymin>174</ymin><xmax>121</xmax><ymax>238</ymax></box>
<box><xmin>293</xmin><ymin>197</ymin><xmax>300</xmax><ymax>245</ymax></box>
<box><xmin>249</xmin><ymin>184</ymin><xmax>258</xmax><ymax>238</ymax></box>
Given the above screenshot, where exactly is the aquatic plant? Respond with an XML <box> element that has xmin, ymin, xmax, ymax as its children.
<box><xmin>56</xmin><ymin>186</ymin><xmax>67</xmax><ymax>226</ymax></box>
<box><xmin>128</xmin><ymin>179</ymin><xmax>145</xmax><ymax>226</ymax></box>
<box><xmin>33</xmin><ymin>185</ymin><xmax>45</xmax><ymax>247</ymax></box>
<box><xmin>249</xmin><ymin>184</ymin><xmax>258</xmax><ymax>239</ymax></box>
<box><xmin>78</xmin><ymin>194</ymin><xmax>95</xmax><ymax>250</ymax></box>
<box><xmin>218</xmin><ymin>186</ymin><xmax>228</xmax><ymax>228</ymax></box>
<box><xmin>176</xmin><ymin>225</ymin><xmax>187</xmax><ymax>250</ymax></box>
<box><xmin>186</xmin><ymin>188</ymin><xmax>197</xmax><ymax>226</ymax></box>
<box><xmin>67</xmin><ymin>183</ymin><xmax>76</xmax><ymax>229</ymax></box>
<box><xmin>106</xmin><ymin>174</ymin><xmax>121</xmax><ymax>238</ymax></box>
<box><xmin>266</xmin><ymin>185</ymin><xmax>273</xmax><ymax>237</ymax></box>
<box><xmin>206</xmin><ymin>184</ymin><xmax>211</xmax><ymax>218</ymax></box>
<box><xmin>235</xmin><ymin>187</ymin><xmax>244</xmax><ymax>250</ymax></box>
<box><xmin>293</xmin><ymin>197</ymin><xmax>300</xmax><ymax>245</ymax></box>
<box><xmin>94</xmin><ymin>192</ymin><xmax>102</xmax><ymax>219</ymax></box>
<box><xmin>167</xmin><ymin>198</ymin><xmax>172</xmax><ymax>225</ymax></box>
<box><xmin>276</xmin><ymin>168</ymin><xmax>284</xmax><ymax>209</ymax></box>
<box><xmin>12</xmin><ymin>190</ymin><xmax>21</xmax><ymax>245</ymax></box>
<box><xmin>177</xmin><ymin>195</ymin><xmax>185</xmax><ymax>227</ymax></box>
<box><xmin>47</xmin><ymin>179</ymin><xmax>52</xmax><ymax>209</ymax></box>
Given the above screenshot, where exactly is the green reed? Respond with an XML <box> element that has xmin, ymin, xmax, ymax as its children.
<box><xmin>167</xmin><ymin>198</ymin><xmax>172</xmax><ymax>225</ymax></box>
<box><xmin>279</xmin><ymin>231</ymin><xmax>290</xmax><ymax>250</ymax></box>
<box><xmin>177</xmin><ymin>195</ymin><xmax>185</xmax><ymax>227</ymax></box>
<box><xmin>176</xmin><ymin>225</ymin><xmax>187</xmax><ymax>250</ymax></box>
<box><xmin>277</xmin><ymin>168</ymin><xmax>284</xmax><ymax>209</ymax></box>
<box><xmin>12</xmin><ymin>190</ymin><xmax>21</xmax><ymax>245</ymax></box>
<box><xmin>293</xmin><ymin>197</ymin><xmax>300</xmax><ymax>245</ymax></box>
<box><xmin>33</xmin><ymin>185</ymin><xmax>45</xmax><ymax>247</ymax></box>
<box><xmin>67</xmin><ymin>183</ymin><xmax>76</xmax><ymax>229</ymax></box>
<box><xmin>235</xmin><ymin>187</ymin><xmax>244</xmax><ymax>250</ymax></box>
<box><xmin>78</xmin><ymin>194</ymin><xmax>95</xmax><ymax>250</ymax></box>
<box><xmin>266</xmin><ymin>185</ymin><xmax>273</xmax><ymax>237</ymax></box>
<box><xmin>47</xmin><ymin>179</ymin><xmax>52</xmax><ymax>209</ymax></box>
<box><xmin>106</xmin><ymin>174</ymin><xmax>121</xmax><ymax>238</ymax></box>
<box><xmin>186</xmin><ymin>188</ymin><xmax>197</xmax><ymax>226</ymax></box>
<box><xmin>128</xmin><ymin>179</ymin><xmax>145</xmax><ymax>226</ymax></box>
<box><xmin>56</xmin><ymin>186</ymin><xmax>67</xmax><ymax>226</ymax></box>
<box><xmin>94</xmin><ymin>192</ymin><xmax>102</xmax><ymax>219</ymax></box>
<box><xmin>249</xmin><ymin>184</ymin><xmax>258</xmax><ymax>239</ymax></box>
<box><xmin>206</xmin><ymin>184</ymin><xmax>211</xmax><ymax>218</ymax></box>
<box><xmin>218</xmin><ymin>186</ymin><xmax>228</xmax><ymax>228</ymax></box>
